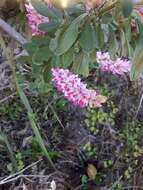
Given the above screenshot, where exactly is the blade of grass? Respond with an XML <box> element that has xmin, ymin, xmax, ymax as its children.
<box><xmin>0</xmin><ymin>34</ymin><xmax>55</xmax><ymax>170</ymax></box>
<box><xmin>15</xmin><ymin>79</ymin><xmax>55</xmax><ymax>170</ymax></box>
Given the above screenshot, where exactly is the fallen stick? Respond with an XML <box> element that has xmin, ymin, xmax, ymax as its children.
<box><xmin>0</xmin><ymin>17</ymin><xmax>27</xmax><ymax>45</ymax></box>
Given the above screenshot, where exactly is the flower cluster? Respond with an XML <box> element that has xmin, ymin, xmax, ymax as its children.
<box><xmin>97</xmin><ymin>52</ymin><xmax>131</xmax><ymax>76</ymax></box>
<box><xmin>52</xmin><ymin>68</ymin><xmax>106</xmax><ymax>108</ymax></box>
<box><xmin>25</xmin><ymin>0</ymin><xmax>49</xmax><ymax>36</ymax></box>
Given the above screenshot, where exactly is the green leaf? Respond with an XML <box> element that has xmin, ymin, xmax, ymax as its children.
<box><xmin>31</xmin><ymin>0</ymin><xmax>62</xmax><ymax>20</ymax></box>
<box><xmin>49</xmin><ymin>27</ymin><xmax>66</xmax><ymax>53</ymax></box>
<box><xmin>31</xmin><ymin>36</ymin><xmax>50</xmax><ymax>45</ymax></box>
<box><xmin>38</xmin><ymin>21</ymin><xmax>59</xmax><ymax>32</ymax></box>
<box><xmin>66</xmin><ymin>5</ymin><xmax>85</xmax><ymax>15</ymax></box>
<box><xmin>24</xmin><ymin>36</ymin><xmax>50</xmax><ymax>56</ymax></box>
<box><xmin>102</xmin><ymin>13</ymin><xmax>112</xmax><ymax>24</ymax></box>
<box><xmin>136</xmin><ymin>18</ymin><xmax>143</xmax><ymax>36</ymax></box>
<box><xmin>32</xmin><ymin>63</ymin><xmax>42</xmax><ymax>77</ymax></box>
<box><xmin>51</xmin><ymin>21</ymin><xmax>78</xmax><ymax>55</ymax></box>
<box><xmin>24</xmin><ymin>42</ymin><xmax>38</xmax><ymax>55</ymax></box>
<box><xmin>124</xmin><ymin>20</ymin><xmax>134</xmax><ymax>58</ymax></box>
<box><xmin>51</xmin><ymin>55</ymin><xmax>61</xmax><ymax>67</ymax></box>
<box><xmin>72</xmin><ymin>52</ymin><xmax>89</xmax><ymax>77</ymax></box>
<box><xmin>79</xmin><ymin>23</ymin><xmax>96</xmax><ymax>52</ymax></box>
<box><xmin>50</xmin><ymin>13</ymin><xmax>87</xmax><ymax>56</ymax></box>
<box><xmin>43</xmin><ymin>61</ymin><xmax>52</xmax><ymax>83</ymax></box>
<box><xmin>89</xmin><ymin>51</ymin><xmax>97</xmax><ymax>65</ymax></box>
<box><xmin>62</xmin><ymin>48</ymin><xmax>74</xmax><ymax>68</ymax></box>
<box><xmin>108</xmin><ymin>30</ymin><xmax>118</xmax><ymax>59</ymax></box>
<box><xmin>17</xmin><ymin>56</ymin><xmax>32</xmax><ymax>64</ymax></box>
<box><xmin>81</xmin><ymin>53</ymin><xmax>89</xmax><ymax>77</ymax></box>
<box><xmin>121</xmin><ymin>0</ymin><xmax>133</xmax><ymax>18</ymax></box>
<box><xmin>130</xmin><ymin>36</ymin><xmax>143</xmax><ymax>80</ymax></box>
<box><xmin>32</xmin><ymin>46</ymin><xmax>52</xmax><ymax>65</ymax></box>
<box><xmin>94</xmin><ymin>24</ymin><xmax>104</xmax><ymax>49</ymax></box>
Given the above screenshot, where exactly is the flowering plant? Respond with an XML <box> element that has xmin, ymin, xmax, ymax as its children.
<box><xmin>24</xmin><ymin>0</ymin><xmax>143</xmax><ymax>107</ymax></box>
<box><xmin>52</xmin><ymin>68</ymin><xmax>107</xmax><ymax>107</ymax></box>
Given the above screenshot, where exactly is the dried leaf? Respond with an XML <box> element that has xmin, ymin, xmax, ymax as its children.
<box><xmin>87</xmin><ymin>164</ymin><xmax>97</xmax><ymax>180</ymax></box>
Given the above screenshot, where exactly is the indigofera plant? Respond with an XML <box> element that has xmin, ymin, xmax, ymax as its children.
<box><xmin>24</xmin><ymin>0</ymin><xmax>143</xmax><ymax>107</ymax></box>
<box><xmin>25</xmin><ymin>0</ymin><xmax>49</xmax><ymax>36</ymax></box>
<box><xmin>52</xmin><ymin>68</ymin><xmax>107</xmax><ymax>107</ymax></box>
<box><xmin>97</xmin><ymin>51</ymin><xmax>131</xmax><ymax>75</ymax></box>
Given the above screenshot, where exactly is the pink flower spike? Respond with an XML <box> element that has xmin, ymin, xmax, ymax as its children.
<box><xmin>25</xmin><ymin>0</ymin><xmax>49</xmax><ymax>36</ymax></box>
<box><xmin>97</xmin><ymin>51</ymin><xmax>131</xmax><ymax>76</ymax></box>
<box><xmin>52</xmin><ymin>68</ymin><xmax>106</xmax><ymax>108</ymax></box>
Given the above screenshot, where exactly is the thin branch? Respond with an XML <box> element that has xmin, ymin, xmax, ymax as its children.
<box><xmin>0</xmin><ymin>92</ymin><xmax>17</xmax><ymax>104</ymax></box>
<box><xmin>0</xmin><ymin>159</ymin><xmax>42</xmax><ymax>185</ymax></box>
<box><xmin>47</xmin><ymin>101</ymin><xmax>65</xmax><ymax>129</ymax></box>
<box><xmin>0</xmin><ymin>173</ymin><xmax>56</xmax><ymax>185</ymax></box>
<box><xmin>135</xmin><ymin>93</ymin><xmax>143</xmax><ymax>118</ymax></box>
<box><xmin>0</xmin><ymin>18</ymin><xmax>27</xmax><ymax>45</ymax></box>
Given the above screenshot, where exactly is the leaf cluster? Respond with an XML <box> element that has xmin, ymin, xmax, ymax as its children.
<box><xmin>24</xmin><ymin>0</ymin><xmax>143</xmax><ymax>82</ymax></box>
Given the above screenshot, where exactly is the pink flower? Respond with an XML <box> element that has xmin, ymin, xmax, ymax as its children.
<box><xmin>25</xmin><ymin>0</ymin><xmax>49</xmax><ymax>36</ymax></box>
<box><xmin>52</xmin><ymin>68</ymin><xmax>106</xmax><ymax>108</ymax></box>
<box><xmin>97</xmin><ymin>52</ymin><xmax>131</xmax><ymax>75</ymax></box>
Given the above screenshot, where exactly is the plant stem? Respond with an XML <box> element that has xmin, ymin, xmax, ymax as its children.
<box><xmin>98</xmin><ymin>0</ymin><xmax>119</xmax><ymax>17</ymax></box>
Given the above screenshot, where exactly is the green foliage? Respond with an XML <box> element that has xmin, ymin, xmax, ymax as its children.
<box><xmin>61</xmin><ymin>48</ymin><xmax>74</xmax><ymax>68</ymax></box>
<box><xmin>72</xmin><ymin>51</ymin><xmax>89</xmax><ymax>76</ymax></box>
<box><xmin>0</xmin><ymin>98</ymin><xmax>24</xmax><ymax>120</ymax></box>
<box><xmin>121</xmin><ymin>0</ymin><xmax>133</xmax><ymax>18</ymax></box>
<box><xmin>85</xmin><ymin>100</ymin><xmax>118</xmax><ymax>134</ymax></box>
<box><xmin>23</xmin><ymin>0</ymin><xmax>143</xmax><ymax>82</ymax></box>
<box><xmin>32</xmin><ymin>46</ymin><xmax>52</xmax><ymax>66</ymax></box>
<box><xmin>49</xmin><ymin>13</ymin><xmax>87</xmax><ymax>56</ymax></box>
<box><xmin>130</xmin><ymin>34</ymin><xmax>143</xmax><ymax>80</ymax></box>
<box><xmin>119</xmin><ymin>122</ymin><xmax>143</xmax><ymax>180</ymax></box>
<box><xmin>103</xmin><ymin>159</ymin><xmax>113</xmax><ymax>168</ymax></box>
<box><xmin>24</xmin><ymin>36</ymin><xmax>50</xmax><ymax>56</ymax></box>
<box><xmin>15</xmin><ymin>152</ymin><xmax>24</xmax><ymax>171</ymax></box>
<box><xmin>38</xmin><ymin>21</ymin><xmax>60</xmax><ymax>32</ymax></box>
<box><xmin>31</xmin><ymin>0</ymin><xmax>63</xmax><ymax>20</ymax></box>
<box><xmin>79</xmin><ymin>22</ymin><xmax>96</xmax><ymax>52</ymax></box>
<box><xmin>83</xmin><ymin>142</ymin><xmax>97</xmax><ymax>158</ymax></box>
<box><xmin>81</xmin><ymin>175</ymin><xmax>88</xmax><ymax>190</ymax></box>
<box><xmin>31</xmin><ymin>137</ymin><xmax>59</xmax><ymax>160</ymax></box>
<box><xmin>24</xmin><ymin>36</ymin><xmax>53</xmax><ymax>85</ymax></box>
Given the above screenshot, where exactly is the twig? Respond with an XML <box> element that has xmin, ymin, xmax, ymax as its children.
<box><xmin>110</xmin><ymin>176</ymin><xmax>123</xmax><ymax>190</ymax></box>
<box><xmin>123</xmin><ymin>187</ymin><xmax>143</xmax><ymax>190</ymax></box>
<box><xmin>47</xmin><ymin>100</ymin><xmax>65</xmax><ymax>129</ymax></box>
<box><xmin>0</xmin><ymin>173</ymin><xmax>57</xmax><ymax>185</ymax></box>
<box><xmin>0</xmin><ymin>159</ymin><xmax>43</xmax><ymax>185</ymax></box>
<box><xmin>74</xmin><ymin>185</ymin><xmax>83</xmax><ymax>190</ymax></box>
<box><xmin>0</xmin><ymin>92</ymin><xmax>17</xmax><ymax>103</ymax></box>
<box><xmin>135</xmin><ymin>92</ymin><xmax>143</xmax><ymax>119</ymax></box>
<box><xmin>0</xmin><ymin>18</ymin><xmax>27</xmax><ymax>45</ymax></box>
